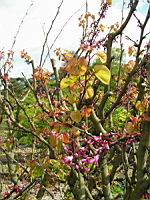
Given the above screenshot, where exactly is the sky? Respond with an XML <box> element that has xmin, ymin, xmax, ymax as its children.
<box><xmin>0</xmin><ymin>0</ymin><xmax>149</xmax><ymax>77</ymax></box>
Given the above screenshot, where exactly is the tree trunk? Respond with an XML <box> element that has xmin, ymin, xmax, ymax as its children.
<box><xmin>130</xmin><ymin>105</ymin><xmax>150</xmax><ymax>200</ymax></box>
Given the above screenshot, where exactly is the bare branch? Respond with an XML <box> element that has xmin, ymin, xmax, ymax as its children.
<box><xmin>42</xmin><ymin>3</ymin><xmax>85</xmax><ymax>66</ymax></box>
<box><xmin>39</xmin><ymin>0</ymin><xmax>64</xmax><ymax>66</ymax></box>
<box><xmin>11</xmin><ymin>1</ymin><xmax>34</xmax><ymax>50</ymax></box>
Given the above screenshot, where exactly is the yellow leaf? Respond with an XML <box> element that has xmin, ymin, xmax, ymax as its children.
<box><xmin>70</xmin><ymin>110</ymin><xmax>81</xmax><ymax>123</ymax></box>
<box><xmin>106</xmin><ymin>0</ymin><xmax>112</xmax><ymax>6</ymax></box>
<box><xmin>94</xmin><ymin>65</ymin><xmax>111</xmax><ymax>85</ymax></box>
<box><xmin>98</xmin><ymin>24</ymin><xmax>105</xmax><ymax>32</ymax></box>
<box><xmin>68</xmin><ymin>95</ymin><xmax>77</xmax><ymax>104</ymax></box>
<box><xmin>79</xmin><ymin>57</ymin><xmax>88</xmax><ymax>75</ymax></box>
<box><xmin>128</xmin><ymin>46</ymin><xmax>136</xmax><ymax>56</ymax></box>
<box><xmin>63</xmin><ymin>51</ymin><xmax>73</xmax><ymax>61</ymax></box>
<box><xmin>135</xmin><ymin>100</ymin><xmax>147</xmax><ymax>112</ymax></box>
<box><xmin>96</xmin><ymin>51</ymin><xmax>107</xmax><ymax>63</ymax></box>
<box><xmin>60</xmin><ymin>76</ymin><xmax>78</xmax><ymax>89</ymax></box>
<box><xmin>85</xmin><ymin>87</ymin><xmax>94</xmax><ymax>99</ymax></box>
<box><xmin>63</xmin><ymin>112</ymin><xmax>75</xmax><ymax>124</ymax></box>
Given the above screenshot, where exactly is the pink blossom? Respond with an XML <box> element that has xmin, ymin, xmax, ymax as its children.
<box><xmin>62</xmin><ymin>156</ymin><xmax>73</xmax><ymax>165</ymax></box>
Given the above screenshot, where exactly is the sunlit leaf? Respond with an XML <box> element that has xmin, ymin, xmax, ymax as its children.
<box><xmin>34</xmin><ymin>67</ymin><xmax>50</xmax><ymax>84</ymax></box>
<box><xmin>128</xmin><ymin>46</ymin><xmax>136</xmax><ymax>56</ymax></box>
<box><xmin>96</xmin><ymin>51</ymin><xmax>107</xmax><ymax>63</ymax></box>
<box><xmin>60</xmin><ymin>76</ymin><xmax>78</xmax><ymax>89</ymax></box>
<box><xmin>63</xmin><ymin>51</ymin><xmax>73</xmax><ymax>61</ymax></box>
<box><xmin>85</xmin><ymin>87</ymin><xmax>94</xmax><ymax>99</ymax></box>
<box><xmin>106</xmin><ymin>0</ymin><xmax>112</xmax><ymax>6</ymax></box>
<box><xmin>93</xmin><ymin>65</ymin><xmax>111</xmax><ymax>85</ymax></box>
<box><xmin>84</xmin><ymin>107</ymin><xmax>92</xmax><ymax>118</ymax></box>
<box><xmin>65</xmin><ymin>57</ymin><xmax>87</xmax><ymax>76</ymax></box>
<box><xmin>70</xmin><ymin>110</ymin><xmax>81</xmax><ymax>123</ymax></box>
<box><xmin>61</xmin><ymin>133</ymin><xmax>70</xmax><ymax>144</ymax></box>
<box><xmin>110</xmin><ymin>22</ymin><xmax>119</xmax><ymax>32</ymax></box>
<box><xmin>68</xmin><ymin>95</ymin><xmax>77</xmax><ymax>104</ymax></box>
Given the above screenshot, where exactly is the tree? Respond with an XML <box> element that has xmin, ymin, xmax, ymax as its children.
<box><xmin>0</xmin><ymin>0</ymin><xmax>150</xmax><ymax>199</ymax></box>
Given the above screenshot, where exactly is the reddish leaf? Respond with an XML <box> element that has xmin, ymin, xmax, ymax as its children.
<box><xmin>61</xmin><ymin>133</ymin><xmax>70</xmax><ymax>144</ymax></box>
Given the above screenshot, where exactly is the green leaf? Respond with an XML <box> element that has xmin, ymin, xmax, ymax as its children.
<box><xmin>60</xmin><ymin>76</ymin><xmax>78</xmax><ymax>89</ymax></box>
<box><xmin>31</xmin><ymin>166</ymin><xmax>44</xmax><ymax>179</ymax></box>
<box><xmin>93</xmin><ymin>65</ymin><xmax>111</xmax><ymax>85</ymax></box>
<box><xmin>19</xmin><ymin>136</ymin><xmax>32</xmax><ymax>145</ymax></box>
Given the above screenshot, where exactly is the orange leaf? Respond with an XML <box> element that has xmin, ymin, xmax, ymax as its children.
<box><xmin>65</xmin><ymin>57</ymin><xmax>87</xmax><ymax>76</ymax></box>
<box><xmin>61</xmin><ymin>133</ymin><xmax>70</xmax><ymax>144</ymax></box>
<box><xmin>84</xmin><ymin>107</ymin><xmax>92</xmax><ymax>118</ymax></box>
<box><xmin>49</xmin><ymin>133</ymin><xmax>57</xmax><ymax>147</ymax></box>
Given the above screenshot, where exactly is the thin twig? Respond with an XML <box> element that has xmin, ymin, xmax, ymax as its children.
<box><xmin>42</xmin><ymin>3</ymin><xmax>85</xmax><ymax>66</ymax></box>
<box><xmin>116</xmin><ymin>0</ymin><xmax>125</xmax><ymax>87</ymax></box>
<box><xmin>11</xmin><ymin>1</ymin><xmax>34</xmax><ymax>50</ymax></box>
<box><xmin>39</xmin><ymin>0</ymin><xmax>64</xmax><ymax>66</ymax></box>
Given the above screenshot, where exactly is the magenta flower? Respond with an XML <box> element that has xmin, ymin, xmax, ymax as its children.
<box><xmin>62</xmin><ymin>156</ymin><xmax>73</xmax><ymax>165</ymax></box>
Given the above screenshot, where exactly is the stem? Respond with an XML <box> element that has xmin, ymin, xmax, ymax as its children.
<box><xmin>101</xmin><ymin>157</ymin><xmax>113</xmax><ymax>200</ymax></box>
<box><xmin>39</xmin><ymin>0</ymin><xmax>64</xmax><ymax>66</ymax></box>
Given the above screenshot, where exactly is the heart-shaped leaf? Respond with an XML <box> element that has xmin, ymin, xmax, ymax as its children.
<box><xmin>60</xmin><ymin>76</ymin><xmax>78</xmax><ymax>89</ymax></box>
<box><xmin>94</xmin><ymin>65</ymin><xmax>111</xmax><ymax>85</ymax></box>
<box><xmin>70</xmin><ymin>110</ymin><xmax>81</xmax><ymax>123</ymax></box>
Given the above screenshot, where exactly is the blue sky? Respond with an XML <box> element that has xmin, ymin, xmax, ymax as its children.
<box><xmin>0</xmin><ymin>0</ymin><xmax>149</xmax><ymax>77</ymax></box>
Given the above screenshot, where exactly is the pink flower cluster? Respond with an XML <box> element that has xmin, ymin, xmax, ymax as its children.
<box><xmin>62</xmin><ymin>132</ymin><xmax>142</xmax><ymax>173</ymax></box>
<box><xmin>62</xmin><ymin>135</ymin><xmax>110</xmax><ymax>173</ymax></box>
